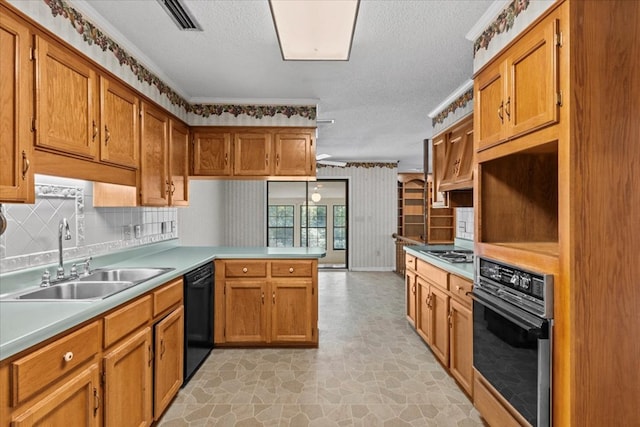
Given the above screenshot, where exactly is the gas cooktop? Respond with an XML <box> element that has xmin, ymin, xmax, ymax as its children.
<box><xmin>421</xmin><ymin>249</ymin><xmax>474</xmax><ymax>264</ymax></box>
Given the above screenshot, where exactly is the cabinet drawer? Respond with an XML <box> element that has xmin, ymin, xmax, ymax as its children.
<box><xmin>405</xmin><ymin>254</ymin><xmax>417</xmax><ymax>272</ymax></box>
<box><xmin>450</xmin><ymin>275</ymin><xmax>473</xmax><ymax>305</ymax></box>
<box><xmin>417</xmin><ymin>259</ymin><xmax>448</xmax><ymax>290</ymax></box>
<box><xmin>11</xmin><ymin>322</ymin><xmax>100</xmax><ymax>406</ymax></box>
<box><xmin>104</xmin><ymin>295</ymin><xmax>152</xmax><ymax>348</ymax></box>
<box><xmin>153</xmin><ymin>278</ymin><xmax>183</xmax><ymax>316</ymax></box>
<box><xmin>473</xmin><ymin>372</ymin><xmax>523</xmax><ymax>427</ymax></box>
<box><xmin>225</xmin><ymin>261</ymin><xmax>267</xmax><ymax>278</ymax></box>
<box><xmin>271</xmin><ymin>260</ymin><xmax>313</xmax><ymax>277</ymax></box>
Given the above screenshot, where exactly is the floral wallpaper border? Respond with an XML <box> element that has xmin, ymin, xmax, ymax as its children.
<box><xmin>43</xmin><ymin>0</ymin><xmax>316</xmax><ymax>121</ymax></box>
<box><xmin>473</xmin><ymin>0</ymin><xmax>530</xmax><ymax>57</ymax></box>
<box><xmin>318</xmin><ymin>162</ymin><xmax>398</xmax><ymax>169</ymax></box>
<box><xmin>431</xmin><ymin>88</ymin><xmax>473</xmax><ymax>127</ymax></box>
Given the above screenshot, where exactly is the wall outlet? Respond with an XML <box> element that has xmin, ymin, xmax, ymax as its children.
<box><xmin>458</xmin><ymin>221</ymin><xmax>466</xmax><ymax>232</ymax></box>
<box><xmin>123</xmin><ymin>224</ymin><xmax>132</xmax><ymax>240</ymax></box>
<box><xmin>134</xmin><ymin>225</ymin><xmax>141</xmax><ymax>238</ymax></box>
<box><xmin>161</xmin><ymin>222</ymin><xmax>167</xmax><ymax>234</ymax></box>
<box><xmin>171</xmin><ymin>220</ymin><xmax>175</xmax><ymax>232</ymax></box>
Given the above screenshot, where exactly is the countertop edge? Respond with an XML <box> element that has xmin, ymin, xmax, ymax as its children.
<box><xmin>403</xmin><ymin>245</ymin><xmax>475</xmax><ymax>281</ymax></box>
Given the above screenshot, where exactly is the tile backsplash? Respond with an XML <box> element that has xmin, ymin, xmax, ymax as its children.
<box><xmin>456</xmin><ymin>207</ymin><xmax>474</xmax><ymax>241</ymax></box>
<box><xmin>0</xmin><ymin>175</ymin><xmax>178</xmax><ymax>273</ymax></box>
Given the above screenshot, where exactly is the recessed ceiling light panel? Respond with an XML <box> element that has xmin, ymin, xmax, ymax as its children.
<box><xmin>269</xmin><ymin>0</ymin><xmax>359</xmax><ymax>61</ymax></box>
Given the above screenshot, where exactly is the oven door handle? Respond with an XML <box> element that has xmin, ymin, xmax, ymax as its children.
<box><xmin>470</xmin><ymin>289</ymin><xmax>545</xmax><ymax>331</ymax></box>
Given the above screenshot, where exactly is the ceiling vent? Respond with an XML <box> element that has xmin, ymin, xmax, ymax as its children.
<box><xmin>157</xmin><ymin>0</ymin><xmax>202</xmax><ymax>31</ymax></box>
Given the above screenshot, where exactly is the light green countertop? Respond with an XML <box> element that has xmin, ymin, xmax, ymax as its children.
<box><xmin>0</xmin><ymin>244</ymin><xmax>325</xmax><ymax>361</ymax></box>
<box><xmin>403</xmin><ymin>239</ymin><xmax>475</xmax><ymax>281</ymax></box>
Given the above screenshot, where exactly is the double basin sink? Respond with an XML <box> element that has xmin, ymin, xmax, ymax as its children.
<box><xmin>3</xmin><ymin>267</ymin><xmax>174</xmax><ymax>301</ymax></box>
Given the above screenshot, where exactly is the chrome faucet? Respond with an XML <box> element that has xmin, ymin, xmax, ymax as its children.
<box><xmin>57</xmin><ymin>218</ymin><xmax>71</xmax><ymax>280</ymax></box>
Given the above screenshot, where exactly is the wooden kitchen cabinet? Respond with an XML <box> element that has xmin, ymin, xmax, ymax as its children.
<box><xmin>103</xmin><ymin>327</ymin><xmax>153</xmax><ymax>427</ymax></box>
<box><xmin>10</xmin><ymin>364</ymin><xmax>100</xmax><ymax>427</ymax></box>
<box><xmin>168</xmin><ymin>120</ymin><xmax>189</xmax><ymax>206</ymax></box>
<box><xmin>405</xmin><ymin>269</ymin><xmax>417</xmax><ymax>327</ymax></box>
<box><xmin>273</xmin><ymin>130</ymin><xmax>315</xmax><ymax>176</ymax></box>
<box><xmin>215</xmin><ymin>259</ymin><xmax>318</xmax><ymax>346</ymax></box>
<box><xmin>140</xmin><ymin>102</ymin><xmax>169</xmax><ymax>206</ymax></box>
<box><xmin>0</xmin><ymin>9</ymin><xmax>34</xmax><ymax>203</ymax></box>
<box><xmin>191</xmin><ymin>127</ymin><xmax>316</xmax><ymax>178</ymax></box>
<box><xmin>233</xmin><ymin>131</ymin><xmax>272</xmax><ymax>176</ymax></box>
<box><xmin>99</xmin><ymin>76</ymin><xmax>139</xmax><ymax>169</ymax></box>
<box><xmin>426</xmin><ymin>180</ymin><xmax>455</xmax><ymax>244</ymax></box>
<box><xmin>405</xmin><ymin>253</ymin><xmax>473</xmax><ymax>396</ymax></box>
<box><xmin>430</xmin><ymin>133</ymin><xmax>449</xmax><ymax>208</ymax></box>
<box><xmin>34</xmin><ymin>35</ymin><xmax>98</xmax><ymax>160</ymax></box>
<box><xmin>153</xmin><ymin>306</ymin><xmax>184</xmax><ymax>420</ymax></box>
<box><xmin>438</xmin><ymin>114</ymin><xmax>474</xmax><ymax>192</ymax></box>
<box><xmin>474</xmin><ymin>12</ymin><xmax>560</xmax><ymax>151</ymax></box>
<box><xmin>191</xmin><ymin>129</ymin><xmax>232</xmax><ymax>176</ymax></box>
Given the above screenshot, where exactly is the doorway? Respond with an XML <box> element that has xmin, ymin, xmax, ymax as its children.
<box><xmin>266</xmin><ymin>179</ymin><xmax>348</xmax><ymax>269</ymax></box>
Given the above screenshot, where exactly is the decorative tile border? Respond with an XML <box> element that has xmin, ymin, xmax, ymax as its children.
<box><xmin>473</xmin><ymin>0</ymin><xmax>530</xmax><ymax>57</ymax></box>
<box><xmin>431</xmin><ymin>88</ymin><xmax>473</xmax><ymax>127</ymax></box>
<box><xmin>318</xmin><ymin>162</ymin><xmax>398</xmax><ymax>169</ymax></box>
<box><xmin>43</xmin><ymin>0</ymin><xmax>315</xmax><ymax>121</ymax></box>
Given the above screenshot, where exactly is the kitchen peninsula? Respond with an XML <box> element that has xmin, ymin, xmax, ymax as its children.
<box><xmin>0</xmin><ymin>241</ymin><xmax>324</xmax><ymax>426</ymax></box>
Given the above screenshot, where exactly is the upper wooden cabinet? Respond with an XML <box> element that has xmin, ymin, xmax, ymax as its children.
<box><xmin>192</xmin><ymin>129</ymin><xmax>232</xmax><ymax>175</ymax></box>
<box><xmin>191</xmin><ymin>127</ymin><xmax>316</xmax><ymax>179</ymax></box>
<box><xmin>0</xmin><ymin>9</ymin><xmax>34</xmax><ymax>203</ymax></box>
<box><xmin>234</xmin><ymin>131</ymin><xmax>272</xmax><ymax>176</ymax></box>
<box><xmin>274</xmin><ymin>131</ymin><xmax>315</xmax><ymax>176</ymax></box>
<box><xmin>99</xmin><ymin>76</ymin><xmax>139</xmax><ymax>169</ymax></box>
<box><xmin>430</xmin><ymin>133</ymin><xmax>449</xmax><ymax>208</ymax></box>
<box><xmin>140</xmin><ymin>102</ymin><xmax>169</xmax><ymax>206</ymax></box>
<box><xmin>438</xmin><ymin>115</ymin><xmax>474</xmax><ymax>192</ymax></box>
<box><xmin>168</xmin><ymin>120</ymin><xmax>189</xmax><ymax>206</ymax></box>
<box><xmin>475</xmin><ymin>14</ymin><xmax>560</xmax><ymax>151</ymax></box>
<box><xmin>35</xmin><ymin>35</ymin><xmax>98</xmax><ymax>160</ymax></box>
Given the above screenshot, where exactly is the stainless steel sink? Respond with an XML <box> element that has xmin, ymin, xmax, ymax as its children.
<box><xmin>15</xmin><ymin>281</ymin><xmax>135</xmax><ymax>300</ymax></box>
<box><xmin>78</xmin><ymin>267</ymin><xmax>174</xmax><ymax>284</ymax></box>
<box><xmin>2</xmin><ymin>267</ymin><xmax>174</xmax><ymax>301</ymax></box>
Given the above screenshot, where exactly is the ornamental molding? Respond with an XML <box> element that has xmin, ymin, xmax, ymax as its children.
<box><xmin>428</xmin><ymin>80</ymin><xmax>474</xmax><ymax>127</ymax></box>
<box><xmin>42</xmin><ymin>0</ymin><xmax>316</xmax><ymax>121</ymax></box>
<box><xmin>318</xmin><ymin>162</ymin><xmax>398</xmax><ymax>169</ymax></box>
<box><xmin>472</xmin><ymin>0</ymin><xmax>531</xmax><ymax>57</ymax></box>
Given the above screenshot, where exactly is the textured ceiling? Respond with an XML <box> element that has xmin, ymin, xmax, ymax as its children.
<box><xmin>78</xmin><ymin>0</ymin><xmax>492</xmax><ymax>172</ymax></box>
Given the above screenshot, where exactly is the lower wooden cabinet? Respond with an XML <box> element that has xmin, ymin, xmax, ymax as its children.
<box><xmin>10</xmin><ymin>364</ymin><xmax>100</xmax><ymax>427</ymax></box>
<box><xmin>215</xmin><ymin>259</ymin><xmax>318</xmax><ymax>346</ymax></box>
<box><xmin>0</xmin><ymin>278</ymin><xmax>184</xmax><ymax>427</ymax></box>
<box><xmin>103</xmin><ymin>327</ymin><xmax>153</xmax><ymax>427</ymax></box>
<box><xmin>153</xmin><ymin>306</ymin><xmax>184</xmax><ymax>420</ymax></box>
<box><xmin>406</xmin><ymin>253</ymin><xmax>473</xmax><ymax>396</ymax></box>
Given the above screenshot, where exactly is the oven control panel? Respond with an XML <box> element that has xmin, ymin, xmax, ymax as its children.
<box><xmin>476</xmin><ymin>257</ymin><xmax>554</xmax><ymax>318</ymax></box>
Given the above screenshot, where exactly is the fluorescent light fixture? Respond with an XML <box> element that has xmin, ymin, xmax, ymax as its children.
<box><xmin>269</xmin><ymin>0</ymin><xmax>359</xmax><ymax>61</ymax></box>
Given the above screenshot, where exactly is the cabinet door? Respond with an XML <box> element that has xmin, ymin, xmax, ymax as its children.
<box><xmin>11</xmin><ymin>364</ymin><xmax>100</xmax><ymax>427</ymax></box>
<box><xmin>449</xmin><ymin>299</ymin><xmax>473</xmax><ymax>395</ymax></box>
<box><xmin>270</xmin><ymin>279</ymin><xmax>313</xmax><ymax>343</ymax></box>
<box><xmin>192</xmin><ymin>130</ymin><xmax>232</xmax><ymax>175</ymax></box>
<box><xmin>474</xmin><ymin>60</ymin><xmax>505</xmax><ymax>150</ymax></box>
<box><xmin>225</xmin><ymin>280</ymin><xmax>268</xmax><ymax>343</ymax></box>
<box><xmin>168</xmin><ymin>120</ymin><xmax>189</xmax><ymax>206</ymax></box>
<box><xmin>103</xmin><ymin>327</ymin><xmax>153</xmax><ymax>427</ymax></box>
<box><xmin>154</xmin><ymin>306</ymin><xmax>184</xmax><ymax>420</ymax></box>
<box><xmin>430</xmin><ymin>133</ymin><xmax>449</xmax><ymax>207</ymax></box>
<box><xmin>35</xmin><ymin>36</ymin><xmax>97</xmax><ymax>159</ymax></box>
<box><xmin>415</xmin><ymin>278</ymin><xmax>430</xmax><ymax>343</ymax></box>
<box><xmin>140</xmin><ymin>102</ymin><xmax>168</xmax><ymax>206</ymax></box>
<box><xmin>233</xmin><ymin>132</ymin><xmax>272</xmax><ymax>176</ymax></box>
<box><xmin>429</xmin><ymin>285</ymin><xmax>449</xmax><ymax>365</ymax></box>
<box><xmin>0</xmin><ymin>11</ymin><xmax>33</xmax><ymax>203</ymax></box>
<box><xmin>405</xmin><ymin>270</ymin><xmax>417</xmax><ymax>326</ymax></box>
<box><xmin>505</xmin><ymin>15</ymin><xmax>559</xmax><ymax>139</ymax></box>
<box><xmin>274</xmin><ymin>131</ymin><xmax>314</xmax><ymax>176</ymax></box>
<box><xmin>439</xmin><ymin>116</ymin><xmax>474</xmax><ymax>191</ymax></box>
<box><xmin>99</xmin><ymin>76</ymin><xmax>139</xmax><ymax>169</ymax></box>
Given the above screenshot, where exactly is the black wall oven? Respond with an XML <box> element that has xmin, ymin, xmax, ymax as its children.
<box><xmin>472</xmin><ymin>257</ymin><xmax>553</xmax><ymax>427</ymax></box>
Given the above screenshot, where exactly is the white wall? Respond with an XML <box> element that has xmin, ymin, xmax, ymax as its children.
<box><xmin>223</xmin><ymin>181</ymin><xmax>266</xmax><ymax>246</ymax></box>
<box><xmin>318</xmin><ymin>165</ymin><xmax>397</xmax><ymax>271</ymax></box>
<box><xmin>178</xmin><ymin>180</ymin><xmax>225</xmax><ymax>246</ymax></box>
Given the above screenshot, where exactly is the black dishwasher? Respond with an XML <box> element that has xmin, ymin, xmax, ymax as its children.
<box><xmin>183</xmin><ymin>262</ymin><xmax>214</xmax><ymax>383</ymax></box>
